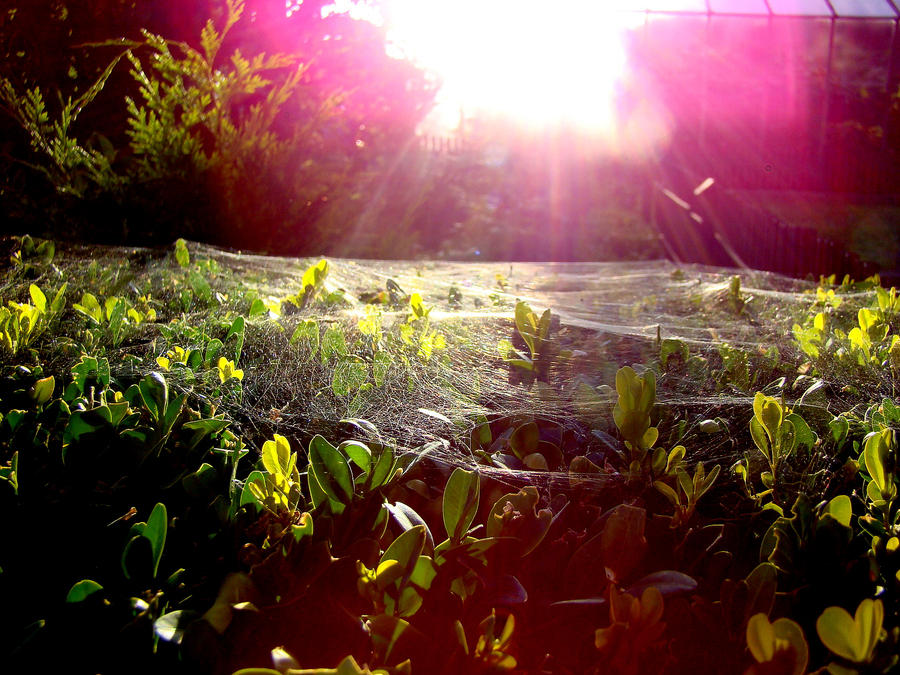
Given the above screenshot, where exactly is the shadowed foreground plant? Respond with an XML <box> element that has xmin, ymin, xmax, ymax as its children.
<box><xmin>594</xmin><ymin>586</ymin><xmax>667</xmax><ymax>675</ymax></box>
<box><xmin>744</xmin><ymin>613</ymin><xmax>808</xmax><ymax>675</ymax></box>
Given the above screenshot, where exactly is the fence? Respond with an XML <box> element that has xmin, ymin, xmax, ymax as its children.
<box><xmin>417</xmin><ymin>134</ymin><xmax>470</xmax><ymax>155</ymax></box>
<box><xmin>651</xmin><ymin>175</ymin><xmax>878</xmax><ymax>281</ymax></box>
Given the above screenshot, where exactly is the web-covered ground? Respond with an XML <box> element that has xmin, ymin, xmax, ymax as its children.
<box><xmin>25</xmin><ymin>239</ymin><xmax>880</xmax><ymax>493</ymax></box>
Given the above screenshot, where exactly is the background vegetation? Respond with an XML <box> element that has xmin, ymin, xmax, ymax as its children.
<box><xmin>0</xmin><ymin>0</ymin><xmax>663</xmax><ymax>260</ymax></box>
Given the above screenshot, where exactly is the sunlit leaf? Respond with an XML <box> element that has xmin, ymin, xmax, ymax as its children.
<box><xmin>817</xmin><ymin>599</ymin><xmax>883</xmax><ymax>664</ymax></box>
<box><xmin>443</xmin><ymin>468</ymin><xmax>480</xmax><ymax>542</ymax></box>
<box><xmin>29</xmin><ymin>284</ymin><xmax>46</xmax><ymax>313</ymax></box>
<box><xmin>66</xmin><ymin>579</ymin><xmax>103</xmax><ymax>603</ymax></box>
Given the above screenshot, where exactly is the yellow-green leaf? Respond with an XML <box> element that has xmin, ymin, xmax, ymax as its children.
<box><xmin>29</xmin><ymin>284</ymin><xmax>46</xmax><ymax>312</ymax></box>
<box><xmin>261</xmin><ymin>434</ymin><xmax>291</xmax><ymax>477</ymax></box>
<box><xmin>816</xmin><ymin>599</ymin><xmax>883</xmax><ymax>664</ymax></box>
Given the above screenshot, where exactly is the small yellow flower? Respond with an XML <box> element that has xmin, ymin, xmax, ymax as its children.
<box><xmin>217</xmin><ymin>357</ymin><xmax>243</xmax><ymax>383</ymax></box>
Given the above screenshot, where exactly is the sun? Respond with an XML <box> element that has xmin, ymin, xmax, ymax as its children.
<box><xmin>383</xmin><ymin>0</ymin><xmax>640</xmax><ymax>134</ymax></box>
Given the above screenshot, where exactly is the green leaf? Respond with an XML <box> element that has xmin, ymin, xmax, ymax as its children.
<box><xmin>409</xmin><ymin>292</ymin><xmax>428</xmax><ymax>320</ymax></box>
<box><xmin>163</xmin><ymin>393</ymin><xmax>185</xmax><ymax>434</ymax></box>
<box><xmin>290</xmin><ymin>319</ymin><xmax>319</xmax><ymax>352</ymax></box>
<box><xmin>369</xmin><ymin>444</ymin><xmax>394</xmax><ymax>488</ymax></box>
<box><xmin>538</xmin><ymin>308</ymin><xmax>552</xmax><ymax>340</ymax></box>
<box><xmin>454</xmin><ymin>620</ymin><xmax>469</xmax><ymax>655</ymax></box>
<box><xmin>595</xmin><ymin>504</ymin><xmax>646</xmax><ymax>581</ymax></box>
<box><xmin>321</xmin><ymin>326</ymin><xmax>347</xmax><ymax>363</ymax></box>
<box><xmin>676</xmin><ymin>467</ymin><xmax>693</xmax><ymax>498</ymax></box>
<box><xmin>666</xmin><ymin>445</ymin><xmax>686</xmax><ymax>473</ymax></box>
<box><xmin>409</xmin><ymin>555</ymin><xmax>437</xmax><ymax>590</ymax></box>
<box><xmin>653</xmin><ymin>480</ymin><xmax>680</xmax><ymax>507</ymax></box>
<box><xmin>696</xmin><ymin>463</ymin><xmax>720</xmax><ymax>498</ymax></box>
<box><xmin>817</xmin><ymin>599</ymin><xmax>883</xmax><ymax>664</ymax></box>
<box><xmin>145</xmin><ymin>502</ymin><xmax>167</xmax><ymax>578</ymax></box>
<box><xmin>262</xmin><ymin>434</ymin><xmax>292</xmax><ymax>476</ymax></box>
<box><xmin>660</xmin><ymin>338</ymin><xmax>689</xmax><ymax>370</ymax></box>
<box><xmin>443</xmin><ymin>468</ymin><xmax>480</xmax><ymax>542</ymax></box>
<box><xmin>29</xmin><ymin>375</ymin><xmax>55</xmax><ymax>405</ymax></box>
<box><xmin>226</xmin><ymin>316</ymin><xmax>245</xmax><ymax>362</ymax></box>
<box><xmin>829</xmin><ymin>416</ymin><xmax>850</xmax><ymax>446</ymax></box>
<box><xmin>615</xmin><ymin>366</ymin><xmax>638</xmax><ymax>411</ymax></box>
<box><xmin>506</xmin><ymin>357</ymin><xmax>533</xmax><ymax>371</ymax></box>
<box><xmin>29</xmin><ymin>284</ymin><xmax>46</xmax><ymax>313</ymax></box>
<box><xmin>66</xmin><ymin>579</ymin><xmax>103</xmax><ymax>603</ymax></box>
<box><xmin>301</xmin><ymin>259</ymin><xmax>329</xmax><ymax>302</ymax></box>
<box><xmin>240</xmin><ymin>470</ymin><xmax>266</xmax><ymax>511</ymax></box>
<box><xmin>754</xmin><ymin>393</ymin><xmax>783</xmax><ymax>443</ymax></box>
<box><xmin>613</xmin><ymin>366</ymin><xmax>655</xmax><ymax>446</ymax></box>
<box><xmin>747</xmin><ymin>613</ymin><xmax>776</xmax><ymax>662</ymax></box>
<box><xmin>823</xmin><ymin>495</ymin><xmax>852</xmax><ymax>528</ymax></box>
<box><xmin>109</xmin><ymin>297</ymin><xmax>128</xmax><ymax>344</ymax></box>
<box><xmin>386</xmin><ymin>501</ymin><xmax>430</xmax><ymax>537</ymax></box>
<box><xmin>50</xmin><ymin>282</ymin><xmax>67</xmax><ymax>315</ymax></box>
<box><xmin>332</xmin><ymin>358</ymin><xmax>367</xmax><ymax>397</ymax></box>
<box><xmin>750</xmin><ymin>417</ymin><xmax>771</xmax><ymax>460</ymax></box>
<box><xmin>308</xmin><ymin>434</ymin><xmax>354</xmax><ymax>504</ymax></box>
<box><xmin>74</xmin><ymin>293</ymin><xmax>102</xmax><ymax>324</ymax></box>
<box><xmin>188</xmin><ymin>271</ymin><xmax>212</xmax><ymax>303</ymax></box>
<box><xmin>291</xmin><ymin>512</ymin><xmax>314</xmax><ymax>541</ymax></box>
<box><xmin>641</xmin><ymin>426</ymin><xmax>659</xmax><ymax>450</ymax></box>
<box><xmin>139</xmin><ymin>372</ymin><xmax>168</xmax><ymax>423</ymax></box>
<box><xmin>340</xmin><ymin>440</ymin><xmax>372</xmax><ymax>474</ymax></box>
<box><xmin>307</xmin><ymin>464</ymin><xmax>329</xmax><ymax>510</ymax></box>
<box><xmin>182</xmin><ymin>417</ymin><xmax>231</xmax><ymax>448</ymax></box>
<box><xmin>101</xmin><ymin>403</ymin><xmax>125</xmax><ymax>427</ymax></box>
<box><xmin>174</xmin><ymin>238</ymin><xmax>190</xmax><ymax>267</ymax></box>
<box><xmin>776</xmin><ymin>418</ymin><xmax>796</xmax><ymax>457</ymax></box>
<box><xmin>866</xmin><ymin>480</ymin><xmax>883</xmax><ymax>505</ymax></box>
<box><xmin>637</xmin><ymin>368</ymin><xmax>656</xmax><ymax>411</ymax></box>
<box><xmin>103</xmin><ymin>295</ymin><xmax>118</xmax><ymax>321</ymax></box>
<box><xmin>63</xmin><ymin>410</ymin><xmax>103</xmax><ymax>444</ymax></box>
<box><xmin>785</xmin><ymin>413</ymin><xmax>815</xmax><ymax>452</ymax></box>
<box><xmin>36</xmin><ymin>239</ymin><xmax>54</xmax><ymax>264</ymax></box>
<box><xmin>864</xmin><ymin>431</ymin><xmax>891</xmax><ymax>494</ymax></box>
<box><xmin>205</xmin><ymin>338</ymin><xmax>224</xmax><ymax>367</ymax></box>
<box><xmin>381</xmin><ymin>525</ymin><xmax>426</xmax><ymax>586</ymax></box>
<box><xmin>249</xmin><ymin>298</ymin><xmax>266</xmax><ymax>317</ymax></box>
<box><xmin>514</xmin><ymin>301</ymin><xmax>537</xmax><ymax>357</ymax></box>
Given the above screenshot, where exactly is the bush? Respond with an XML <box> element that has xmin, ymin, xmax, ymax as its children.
<box><xmin>0</xmin><ymin>0</ymin><xmax>436</xmax><ymax>254</ymax></box>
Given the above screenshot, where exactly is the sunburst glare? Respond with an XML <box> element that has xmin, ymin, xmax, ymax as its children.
<box><xmin>384</xmin><ymin>1</ymin><xmax>642</xmax><ymax>134</ymax></box>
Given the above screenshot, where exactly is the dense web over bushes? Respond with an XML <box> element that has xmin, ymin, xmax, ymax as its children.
<box><xmin>10</xmin><ymin>237</ymin><xmax>890</xmax><ymax>496</ymax></box>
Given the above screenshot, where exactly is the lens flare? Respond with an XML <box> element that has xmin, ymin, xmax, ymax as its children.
<box><xmin>384</xmin><ymin>1</ymin><xmax>642</xmax><ymax>134</ymax></box>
